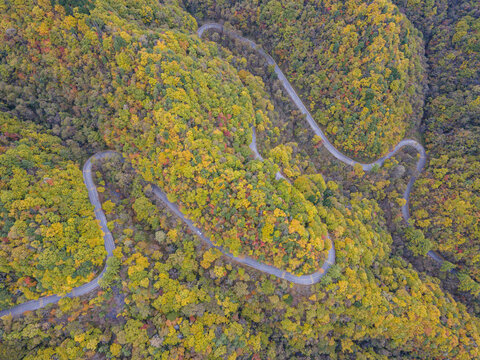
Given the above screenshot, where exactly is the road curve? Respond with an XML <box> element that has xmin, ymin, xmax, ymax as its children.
<box><xmin>0</xmin><ymin>23</ymin><xmax>441</xmax><ymax>318</ymax></box>
<box><xmin>0</xmin><ymin>152</ymin><xmax>116</xmax><ymax>318</ymax></box>
<box><xmin>197</xmin><ymin>23</ymin><xmax>442</xmax><ymax>265</ymax></box>
<box><xmin>0</xmin><ymin>127</ymin><xmax>335</xmax><ymax>317</ymax></box>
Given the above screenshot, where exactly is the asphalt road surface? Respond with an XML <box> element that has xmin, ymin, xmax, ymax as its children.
<box><xmin>0</xmin><ymin>23</ymin><xmax>441</xmax><ymax>318</ymax></box>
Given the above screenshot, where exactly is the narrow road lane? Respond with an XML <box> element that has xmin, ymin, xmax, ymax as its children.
<box><xmin>0</xmin><ymin>23</ymin><xmax>440</xmax><ymax>318</ymax></box>
<box><xmin>197</xmin><ymin>23</ymin><xmax>441</xmax><ymax>264</ymax></box>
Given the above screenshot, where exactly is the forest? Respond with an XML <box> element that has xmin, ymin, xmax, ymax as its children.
<box><xmin>185</xmin><ymin>0</ymin><xmax>480</xmax><ymax>313</ymax></box>
<box><xmin>185</xmin><ymin>0</ymin><xmax>427</xmax><ymax>159</ymax></box>
<box><xmin>0</xmin><ymin>113</ymin><xmax>105</xmax><ymax>310</ymax></box>
<box><xmin>394</xmin><ymin>0</ymin><xmax>480</xmax><ymax>290</ymax></box>
<box><xmin>0</xmin><ymin>0</ymin><xmax>479</xmax><ymax>358</ymax></box>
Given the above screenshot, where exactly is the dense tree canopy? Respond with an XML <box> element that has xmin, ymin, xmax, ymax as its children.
<box><xmin>393</xmin><ymin>0</ymin><xmax>480</xmax><ymax>287</ymax></box>
<box><xmin>0</xmin><ymin>0</ymin><xmax>480</xmax><ymax>359</ymax></box>
<box><xmin>185</xmin><ymin>0</ymin><xmax>426</xmax><ymax>159</ymax></box>
<box><xmin>0</xmin><ymin>113</ymin><xmax>105</xmax><ymax>309</ymax></box>
<box><xmin>0</xmin><ymin>0</ymin><xmax>332</xmax><ymax>275</ymax></box>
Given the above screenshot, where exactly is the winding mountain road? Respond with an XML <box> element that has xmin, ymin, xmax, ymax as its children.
<box><xmin>198</xmin><ymin>23</ymin><xmax>440</xmax><ymax>262</ymax></box>
<box><xmin>0</xmin><ymin>23</ymin><xmax>440</xmax><ymax>318</ymax></box>
<box><xmin>0</xmin><ymin>152</ymin><xmax>115</xmax><ymax>318</ymax></box>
